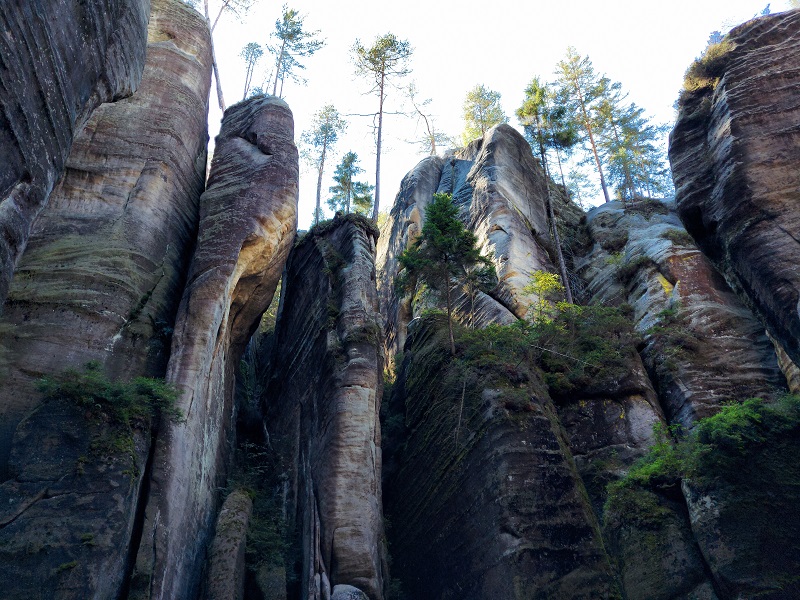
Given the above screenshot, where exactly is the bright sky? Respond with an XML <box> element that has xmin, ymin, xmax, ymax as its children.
<box><xmin>205</xmin><ymin>0</ymin><xmax>795</xmax><ymax>229</ymax></box>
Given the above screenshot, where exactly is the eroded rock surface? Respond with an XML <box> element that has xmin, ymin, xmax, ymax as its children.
<box><xmin>207</xmin><ymin>488</ymin><xmax>253</xmax><ymax>600</ymax></box>
<box><xmin>377</xmin><ymin>125</ymin><xmax>569</xmax><ymax>368</ymax></box>
<box><xmin>130</xmin><ymin>95</ymin><xmax>297</xmax><ymax>599</ymax></box>
<box><xmin>670</xmin><ymin>9</ymin><xmax>800</xmax><ymax>366</ymax></box>
<box><xmin>0</xmin><ymin>0</ymin><xmax>150</xmax><ymax>303</ymax></box>
<box><xmin>265</xmin><ymin>215</ymin><xmax>385</xmax><ymax>600</ymax></box>
<box><xmin>0</xmin><ymin>1</ymin><xmax>211</xmax><ymax>597</ymax></box>
<box><xmin>575</xmin><ymin>201</ymin><xmax>785</xmax><ymax>428</ymax></box>
<box><xmin>383</xmin><ymin>315</ymin><xmax>619</xmax><ymax>599</ymax></box>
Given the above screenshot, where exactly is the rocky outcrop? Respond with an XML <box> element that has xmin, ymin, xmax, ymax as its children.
<box><xmin>0</xmin><ymin>0</ymin><xmax>150</xmax><ymax>304</ymax></box>
<box><xmin>575</xmin><ymin>201</ymin><xmax>786</xmax><ymax>428</ymax></box>
<box><xmin>207</xmin><ymin>488</ymin><xmax>253</xmax><ymax>600</ymax></box>
<box><xmin>670</xmin><ymin>9</ymin><xmax>800</xmax><ymax>367</ymax></box>
<box><xmin>383</xmin><ymin>315</ymin><xmax>619</xmax><ymax>599</ymax></box>
<box><xmin>377</xmin><ymin>125</ymin><xmax>572</xmax><ymax>368</ymax></box>
<box><xmin>130</xmin><ymin>95</ymin><xmax>298</xmax><ymax>599</ymax></box>
<box><xmin>265</xmin><ymin>215</ymin><xmax>386</xmax><ymax>600</ymax></box>
<box><xmin>0</xmin><ymin>1</ymin><xmax>211</xmax><ymax>597</ymax></box>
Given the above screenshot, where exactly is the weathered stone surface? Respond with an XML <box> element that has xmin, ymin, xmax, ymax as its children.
<box><xmin>130</xmin><ymin>95</ymin><xmax>297</xmax><ymax>599</ymax></box>
<box><xmin>207</xmin><ymin>488</ymin><xmax>253</xmax><ymax>600</ymax></box>
<box><xmin>575</xmin><ymin>201</ymin><xmax>785</xmax><ymax>428</ymax></box>
<box><xmin>0</xmin><ymin>1</ymin><xmax>211</xmax><ymax>597</ymax></box>
<box><xmin>670</xmin><ymin>9</ymin><xmax>800</xmax><ymax>366</ymax></box>
<box><xmin>0</xmin><ymin>401</ymin><xmax>150</xmax><ymax>600</ymax></box>
<box><xmin>331</xmin><ymin>584</ymin><xmax>370</xmax><ymax>600</ymax></box>
<box><xmin>604</xmin><ymin>488</ymin><xmax>719</xmax><ymax>600</ymax></box>
<box><xmin>0</xmin><ymin>0</ymin><xmax>150</xmax><ymax>303</ymax></box>
<box><xmin>377</xmin><ymin>124</ymin><xmax>564</xmax><ymax>368</ymax></box>
<box><xmin>0</xmin><ymin>0</ymin><xmax>211</xmax><ymax>474</ymax></box>
<box><xmin>265</xmin><ymin>215</ymin><xmax>386</xmax><ymax>600</ymax></box>
<box><xmin>384</xmin><ymin>315</ymin><xmax>618</xmax><ymax>600</ymax></box>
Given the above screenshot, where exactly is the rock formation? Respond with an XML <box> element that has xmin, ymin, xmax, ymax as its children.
<box><xmin>575</xmin><ymin>201</ymin><xmax>786</xmax><ymax>427</ymax></box>
<box><xmin>384</xmin><ymin>314</ymin><xmax>619</xmax><ymax>599</ymax></box>
<box><xmin>130</xmin><ymin>95</ymin><xmax>298</xmax><ymax>599</ymax></box>
<box><xmin>670</xmin><ymin>9</ymin><xmax>800</xmax><ymax>367</ymax></box>
<box><xmin>207</xmin><ymin>489</ymin><xmax>254</xmax><ymax>600</ymax></box>
<box><xmin>377</xmin><ymin>124</ymin><xmax>571</xmax><ymax>368</ymax></box>
<box><xmin>264</xmin><ymin>215</ymin><xmax>386</xmax><ymax>600</ymax></box>
<box><xmin>0</xmin><ymin>0</ymin><xmax>150</xmax><ymax>304</ymax></box>
<box><xmin>0</xmin><ymin>1</ymin><xmax>210</xmax><ymax>597</ymax></box>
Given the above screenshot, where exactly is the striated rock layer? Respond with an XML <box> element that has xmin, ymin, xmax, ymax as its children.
<box><xmin>0</xmin><ymin>1</ymin><xmax>211</xmax><ymax>597</ymax></box>
<box><xmin>384</xmin><ymin>315</ymin><xmax>619</xmax><ymax>599</ymax></box>
<box><xmin>130</xmin><ymin>95</ymin><xmax>298</xmax><ymax>599</ymax></box>
<box><xmin>0</xmin><ymin>0</ymin><xmax>150</xmax><ymax>303</ymax></box>
<box><xmin>265</xmin><ymin>215</ymin><xmax>386</xmax><ymax>600</ymax></box>
<box><xmin>670</xmin><ymin>9</ymin><xmax>800</xmax><ymax>366</ymax></box>
<box><xmin>575</xmin><ymin>201</ymin><xmax>786</xmax><ymax>428</ymax></box>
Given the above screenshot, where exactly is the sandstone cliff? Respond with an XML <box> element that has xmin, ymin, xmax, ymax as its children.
<box><xmin>130</xmin><ymin>95</ymin><xmax>298</xmax><ymax>599</ymax></box>
<box><xmin>0</xmin><ymin>0</ymin><xmax>150</xmax><ymax>304</ymax></box>
<box><xmin>0</xmin><ymin>1</ymin><xmax>210</xmax><ymax>597</ymax></box>
<box><xmin>670</xmin><ymin>9</ymin><xmax>800</xmax><ymax>369</ymax></box>
<box><xmin>263</xmin><ymin>215</ymin><xmax>386</xmax><ymax>600</ymax></box>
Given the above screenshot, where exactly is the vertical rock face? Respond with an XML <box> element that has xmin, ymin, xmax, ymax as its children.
<box><xmin>0</xmin><ymin>1</ymin><xmax>211</xmax><ymax>598</ymax></box>
<box><xmin>265</xmin><ymin>215</ymin><xmax>386</xmax><ymax>600</ymax></box>
<box><xmin>575</xmin><ymin>201</ymin><xmax>786</xmax><ymax>428</ymax></box>
<box><xmin>670</xmin><ymin>9</ymin><xmax>800</xmax><ymax>366</ymax></box>
<box><xmin>377</xmin><ymin>124</ymin><xmax>566</xmax><ymax>367</ymax></box>
<box><xmin>0</xmin><ymin>0</ymin><xmax>211</xmax><ymax>472</ymax></box>
<box><xmin>0</xmin><ymin>0</ymin><xmax>150</xmax><ymax>303</ymax></box>
<box><xmin>131</xmin><ymin>95</ymin><xmax>298</xmax><ymax>599</ymax></box>
<box><xmin>384</xmin><ymin>316</ymin><xmax>619</xmax><ymax>600</ymax></box>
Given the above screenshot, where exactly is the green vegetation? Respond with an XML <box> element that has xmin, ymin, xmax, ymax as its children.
<box><xmin>301</xmin><ymin>104</ymin><xmax>347</xmax><ymax>225</ymax></box>
<box><xmin>398</xmin><ymin>192</ymin><xmax>496</xmax><ymax>354</ymax></box>
<box><xmin>624</xmin><ymin>198</ymin><xmax>669</xmax><ymax>219</ymax></box>
<box><xmin>352</xmin><ymin>32</ymin><xmax>413</xmax><ymax>219</ymax></box>
<box><xmin>682</xmin><ymin>38</ymin><xmax>736</xmax><ymax>98</ymax></box>
<box><xmin>660</xmin><ymin>228</ymin><xmax>694</xmax><ymax>246</ymax></box>
<box><xmin>327</xmin><ymin>151</ymin><xmax>374</xmax><ymax>216</ymax></box>
<box><xmin>56</xmin><ymin>561</ymin><xmax>78</xmax><ymax>573</ymax></box>
<box><xmin>605</xmin><ymin>395</ymin><xmax>800</xmax><ymax>525</ymax></box>
<box><xmin>461</xmin><ymin>84</ymin><xmax>508</xmax><ymax>144</ymax></box>
<box><xmin>523</xmin><ymin>271</ymin><xmax>564</xmax><ymax>322</ymax></box>
<box><xmin>38</xmin><ymin>361</ymin><xmax>182</xmax><ymax>429</ymax></box>
<box><xmin>615</xmin><ymin>255</ymin><xmax>656</xmax><ymax>286</ymax></box>
<box><xmin>267</xmin><ymin>5</ymin><xmax>325</xmax><ymax>97</ymax></box>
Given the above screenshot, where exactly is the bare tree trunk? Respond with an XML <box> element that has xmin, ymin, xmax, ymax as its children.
<box><xmin>573</xmin><ymin>83</ymin><xmax>610</xmax><ymax>203</ymax></box>
<box><xmin>372</xmin><ymin>72</ymin><xmax>385</xmax><ymax>221</ymax></box>
<box><xmin>272</xmin><ymin>41</ymin><xmax>286</xmax><ymax>96</ymax></box>
<box><xmin>204</xmin><ymin>0</ymin><xmax>226</xmax><ymax>111</ymax></box>
<box><xmin>314</xmin><ymin>141</ymin><xmax>327</xmax><ymax>225</ymax></box>
<box><xmin>445</xmin><ymin>280</ymin><xmax>456</xmax><ymax>356</ymax></box>
<box><xmin>536</xmin><ymin>118</ymin><xmax>574</xmax><ymax>304</ymax></box>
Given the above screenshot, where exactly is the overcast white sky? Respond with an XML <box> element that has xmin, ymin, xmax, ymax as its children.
<box><xmin>205</xmin><ymin>0</ymin><xmax>794</xmax><ymax>228</ymax></box>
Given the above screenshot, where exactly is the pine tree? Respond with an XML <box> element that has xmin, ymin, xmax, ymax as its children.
<box><xmin>554</xmin><ymin>47</ymin><xmax>612</xmax><ymax>203</ymax></box>
<box><xmin>398</xmin><ymin>193</ymin><xmax>496</xmax><ymax>355</ymax></box>
<box><xmin>267</xmin><ymin>5</ymin><xmax>324</xmax><ymax>97</ymax></box>
<box><xmin>352</xmin><ymin>33</ymin><xmax>413</xmax><ymax>220</ymax></box>
<box><xmin>240</xmin><ymin>42</ymin><xmax>263</xmax><ymax>100</ymax></box>
<box><xmin>516</xmin><ymin>77</ymin><xmax>574</xmax><ymax>303</ymax></box>
<box><xmin>461</xmin><ymin>84</ymin><xmax>508</xmax><ymax>144</ymax></box>
<box><xmin>328</xmin><ymin>152</ymin><xmax>374</xmax><ymax>216</ymax></box>
<box><xmin>203</xmin><ymin>0</ymin><xmax>259</xmax><ymax>110</ymax></box>
<box><xmin>302</xmin><ymin>105</ymin><xmax>347</xmax><ymax>225</ymax></box>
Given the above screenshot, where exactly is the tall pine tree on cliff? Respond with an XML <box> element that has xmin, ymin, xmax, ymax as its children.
<box><xmin>398</xmin><ymin>193</ymin><xmax>496</xmax><ymax>355</ymax></box>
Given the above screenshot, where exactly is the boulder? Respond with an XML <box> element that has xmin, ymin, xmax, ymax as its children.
<box><xmin>0</xmin><ymin>0</ymin><xmax>150</xmax><ymax>303</ymax></box>
<box><xmin>207</xmin><ymin>488</ymin><xmax>253</xmax><ymax>600</ymax></box>
<box><xmin>130</xmin><ymin>95</ymin><xmax>298</xmax><ymax>599</ymax></box>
